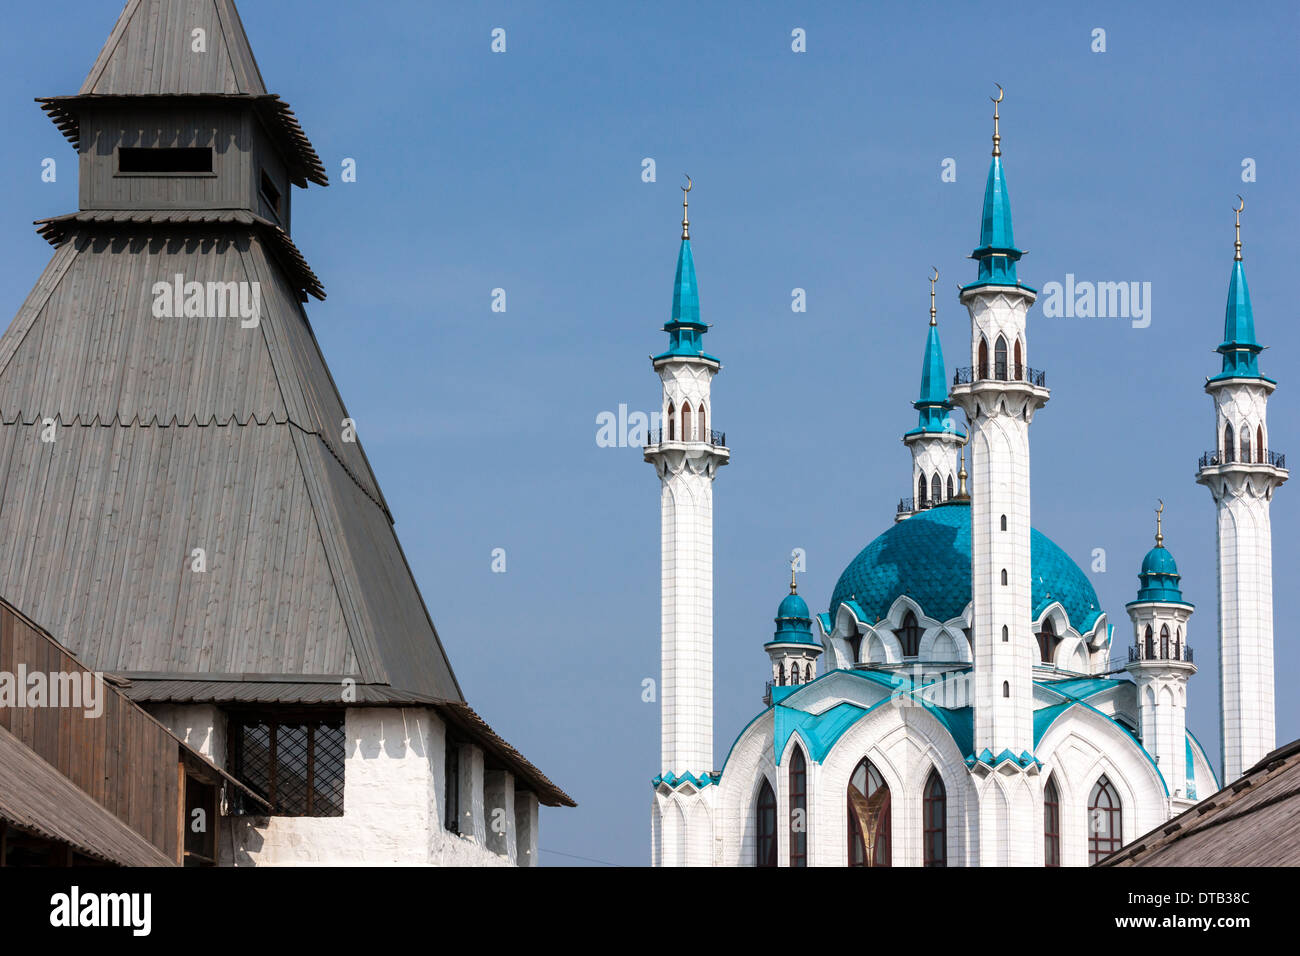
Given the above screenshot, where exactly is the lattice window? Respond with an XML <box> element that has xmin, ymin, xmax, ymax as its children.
<box><xmin>229</xmin><ymin>712</ymin><xmax>345</xmax><ymax>817</ymax></box>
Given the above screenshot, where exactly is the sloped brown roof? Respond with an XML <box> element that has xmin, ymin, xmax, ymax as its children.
<box><xmin>1099</xmin><ymin>739</ymin><xmax>1300</xmax><ymax>866</ymax></box>
<box><xmin>0</xmin><ymin>723</ymin><xmax>176</xmax><ymax>867</ymax></box>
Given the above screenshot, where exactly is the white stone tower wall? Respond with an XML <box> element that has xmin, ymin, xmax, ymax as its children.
<box><xmin>909</xmin><ymin>436</ymin><xmax>960</xmax><ymax>503</ymax></box>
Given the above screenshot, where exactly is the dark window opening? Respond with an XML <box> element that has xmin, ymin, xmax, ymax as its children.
<box><xmin>923</xmin><ymin>770</ymin><xmax>946</xmax><ymax>867</ymax></box>
<box><xmin>789</xmin><ymin>747</ymin><xmax>807</xmax><ymax>867</ymax></box>
<box><xmin>260</xmin><ymin>170</ymin><xmax>283</xmax><ymax>219</ymax></box>
<box><xmin>229</xmin><ymin>711</ymin><xmax>345</xmax><ymax>817</ymax></box>
<box><xmin>1088</xmin><ymin>776</ymin><xmax>1122</xmax><ymax>863</ymax></box>
<box><xmin>1000</xmin><ymin>514</ymin><xmax>1007</xmax><ymax>531</ymax></box>
<box><xmin>1037</xmin><ymin>619</ymin><xmax>1059</xmax><ymax>665</ymax></box>
<box><xmin>444</xmin><ymin>740</ymin><xmax>461</xmax><ymax>833</ymax></box>
<box><xmin>899</xmin><ymin>611</ymin><xmax>922</xmax><ymax>657</ymax></box>
<box><xmin>1044</xmin><ymin>775</ymin><xmax>1061</xmax><ymax>866</ymax></box>
<box><xmin>756</xmin><ymin>779</ymin><xmax>777</xmax><ymax>867</ymax></box>
<box><xmin>118</xmin><ymin>147</ymin><xmax>213</xmax><ymax>174</ymax></box>
<box><xmin>183</xmin><ymin>775</ymin><xmax>218</xmax><ymax>866</ymax></box>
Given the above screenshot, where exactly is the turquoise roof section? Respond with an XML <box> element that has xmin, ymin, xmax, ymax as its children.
<box><xmin>906</xmin><ymin>322</ymin><xmax>964</xmax><ymax>438</ymax></box>
<box><xmin>653</xmin><ymin>238</ymin><xmax>719</xmax><ymax>363</ymax></box>
<box><xmin>767</xmin><ymin>589</ymin><xmax>818</xmax><ymax>646</ymax></box>
<box><xmin>1212</xmin><ymin>258</ymin><xmax>1265</xmax><ymax>381</ymax></box>
<box><xmin>1127</xmin><ymin>543</ymin><xmax>1192</xmax><ymax>607</ymax></box>
<box><xmin>829</xmin><ymin>500</ymin><xmax>1104</xmax><ymax>635</ymax></box>
<box><xmin>964</xmin><ymin>155</ymin><xmax>1025</xmax><ymax>288</ymax></box>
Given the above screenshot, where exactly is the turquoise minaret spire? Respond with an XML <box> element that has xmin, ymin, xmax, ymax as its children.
<box><xmin>1213</xmin><ymin>197</ymin><xmax>1266</xmax><ymax>380</ymax></box>
<box><xmin>964</xmin><ymin>85</ymin><xmax>1027</xmax><ymax>290</ymax></box>
<box><xmin>655</xmin><ymin>176</ymin><xmax>717</xmax><ymax>362</ymax></box>
<box><xmin>908</xmin><ymin>269</ymin><xmax>963</xmax><ymax>437</ymax></box>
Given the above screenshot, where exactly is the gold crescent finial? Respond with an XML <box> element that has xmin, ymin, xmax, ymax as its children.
<box><xmin>929</xmin><ymin>267</ymin><xmax>939</xmax><ymax>326</ymax></box>
<box><xmin>1234</xmin><ymin>195</ymin><xmax>1244</xmax><ymax>261</ymax></box>
<box><xmin>789</xmin><ymin>552</ymin><xmax>798</xmax><ymax>594</ymax></box>
<box><xmin>681</xmin><ymin>174</ymin><xmax>692</xmax><ymax>240</ymax></box>
<box><xmin>957</xmin><ymin>435</ymin><xmax>969</xmax><ymax>497</ymax></box>
<box><xmin>1155</xmin><ymin>499</ymin><xmax>1164</xmax><ymax>547</ymax></box>
<box><xmin>991</xmin><ymin>84</ymin><xmax>1003</xmax><ymax>157</ymax></box>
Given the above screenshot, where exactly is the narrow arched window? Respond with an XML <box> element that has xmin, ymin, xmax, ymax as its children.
<box><xmin>1144</xmin><ymin>626</ymin><xmax>1154</xmax><ymax>659</ymax></box>
<box><xmin>1224</xmin><ymin>422</ymin><xmax>1235</xmax><ymax>462</ymax></box>
<box><xmin>947</xmin><ymin>475</ymin><xmax>954</xmax><ymax>500</ymax></box>
<box><xmin>789</xmin><ymin>747</ymin><xmax>807</xmax><ymax>867</ymax></box>
<box><xmin>1241</xmin><ymin>429</ymin><xmax>1251</xmax><ymax>464</ymax></box>
<box><xmin>1002</xmin><ymin>681</ymin><xmax>1010</xmax><ymax>698</ymax></box>
<box><xmin>756</xmin><ymin>779</ymin><xmax>777</xmax><ymax>867</ymax></box>
<box><xmin>931</xmin><ymin>473</ymin><xmax>942</xmax><ymax>505</ymax></box>
<box><xmin>918</xmin><ymin>475</ymin><xmax>928</xmax><ymax>509</ymax></box>
<box><xmin>1044</xmin><ymin>775</ymin><xmax>1061</xmax><ymax>867</ymax></box>
<box><xmin>698</xmin><ymin>403</ymin><xmax>707</xmax><ymax>443</ymax></box>
<box><xmin>1258</xmin><ymin>425</ymin><xmax>1265</xmax><ymax>463</ymax></box>
<box><xmin>681</xmin><ymin>401</ymin><xmax>692</xmax><ymax>441</ymax></box>
<box><xmin>1160</xmin><ymin>625</ymin><xmax>1170</xmax><ymax>659</ymax></box>
<box><xmin>1088</xmin><ymin>776</ymin><xmax>1122</xmax><ymax>863</ymax></box>
<box><xmin>667</xmin><ymin>402</ymin><xmax>675</xmax><ymax>441</ymax></box>
<box><xmin>1037</xmin><ymin>619</ymin><xmax>1057</xmax><ymax>664</ymax></box>
<box><xmin>1001</xmin><ymin>625</ymin><xmax>1009</xmax><ymax>643</ymax></box>
<box><xmin>994</xmin><ymin>335</ymin><xmax>1008</xmax><ymax>380</ymax></box>
<box><xmin>1013</xmin><ymin>338</ymin><xmax>1023</xmax><ymax>379</ymax></box>
<box><xmin>1001</xmin><ymin>568</ymin><xmax>1008</xmax><ymax>586</ymax></box>
<box><xmin>977</xmin><ymin>337</ymin><xmax>989</xmax><ymax>379</ymax></box>
<box><xmin>1174</xmin><ymin>628</ymin><xmax>1182</xmax><ymax>660</ymax></box>
<box><xmin>777</xmin><ymin>661</ymin><xmax>785</xmax><ymax>686</ymax></box>
<box><xmin>922</xmin><ymin>770</ymin><xmax>946</xmax><ymax>867</ymax></box>
<box><xmin>848</xmin><ymin>759</ymin><xmax>891</xmax><ymax>867</ymax></box>
<box><xmin>1000</xmin><ymin>514</ymin><xmax>1007</xmax><ymax>531</ymax></box>
<box><xmin>899</xmin><ymin>612</ymin><xmax>922</xmax><ymax>657</ymax></box>
<box><xmin>805</xmin><ymin>663</ymin><xmax>813</xmax><ymax>682</ymax></box>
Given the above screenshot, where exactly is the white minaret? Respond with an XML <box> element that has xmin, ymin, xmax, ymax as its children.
<box><xmin>947</xmin><ymin>91</ymin><xmax>1049</xmax><ymax>866</ymax></box>
<box><xmin>1124</xmin><ymin>503</ymin><xmax>1197</xmax><ymax>802</ymax></box>
<box><xmin>899</xmin><ymin>269</ymin><xmax>964</xmax><ymax>522</ymax></box>
<box><xmin>1195</xmin><ymin>199</ymin><xmax>1287</xmax><ymax>784</ymax></box>
<box><xmin>646</xmin><ymin>181</ymin><xmax>728</xmax><ymax>866</ymax></box>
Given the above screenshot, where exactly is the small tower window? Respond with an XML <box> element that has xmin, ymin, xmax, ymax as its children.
<box><xmin>1224</xmin><ymin>422</ymin><xmax>1235</xmax><ymax>462</ymax></box>
<box><xmin>1001</xmin><ymin>625</ymin><xmax>1009</xmax><ymax>643</ymax></box>
<box><xmin>1144</xmin><ymin>626</ymin><xmax>1154</xmax><ymax>659</ymax></box>
<box><xmin>805</xmin><ymin>663</ymin><xmax>813</xmax><ymax>682</ymax></box>
<box><xmin>1257</xmin><ymin>425</ymin><xmax>1265</xmax><ymax>463</ymax></box>
<box><xmin>1000</xmin><ymin>514</ymin><xmax>1007</xmax><ymax>531</ymax></box>
<box><xmin>978</xmin><ymin>337</ymin><xmax>989</xmax><ymax>379</ymax></box>
<box><xmin>1160</xmin><ymin>625</ymin><xmax>1170</xmax><ymax>659</ymax></box>
<box><xmin>899</xmin><ymin>612</ymin><xmax>922</xmax><ymax>657</ymax></box>
<box><xmin>1013</xmin><ymin>338</ymin><xmax>1023</xmax><ymax>379</ymax></box>
<box><xmin>681</xmin><ymin>401</ymin><xmax>692</xmax><ymax>441</ymax></box>
<box><xmin>1173</xmin><ymin>628</ymin><xmax>1182</xmax><ymax>660</ymax></box>
<box><xmin>994</xmin><ymin>335</ymin><xmax>1008</xmax><ymax>381</ymax></box>
<box><xmin>777</xmin><ymin>662</ymin><xmax>785</xmax><ymax>686</ymax></box>
<box><xmin>667</xmin><ymin>402</ymin><xmax>675</xmax><ymax>440</ymax></box>
<box><xmin>117</xmin><ymin>146</ymin><xmax>213</xmax><ymax>175</ymax></box>
<box><xmin>918</xmin><ymin>475</ymin><xmax>928</xmax><ymax>509</ymax></box>
<box><xmin>1002</xmin><ymin>681</ymin><xmax>1010</xmax><ymax>698</ymax></box>
<box><xmin>1001</xmin><ymin>568</ymin><xmax>1008</xmax><ymax>586</ymax></box>
<box><xmin>1241</xmin><ymin>430</ymin><xmax>1251</xmax><ymax>464</ymax></box>
<box><xmin>698</xmin><ymin>404</ymin><xmax>707</xmax><ymax>443</ymax></box>
<box><xmin>259</xmin><ymin>169</ymin><xmax>283</xmax><ymax>221</ymax></box>
<box><xmin>931</xmin><ymin>473</ymin><xmax>942</xmax><ymax>505</ymax></box>
<box><xmin>947</xmin><ymin>475</ymin><xmax>954</xmax><ymax>500</ymax></box>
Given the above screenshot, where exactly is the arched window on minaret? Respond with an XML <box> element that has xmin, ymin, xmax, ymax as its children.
<box><xmin>922</xmin><ymin>769</ymin><xmax>946</xmax><ymax>867</ymax></box>
<box><xmin>918</xmin><ymin>475</ymin><xmax>928</xmax><ymax>509</ymax></box>
<box><xmin>1224</xmin><ymin>422</ymin><xmax>1235</xmax><ymax>462</ymax></box>
<box><xmin>755</xmin><ymin>779</ymin><xmax>777</xmax><ymax>867</ymax></box>
<box><xmin>1144</xmin><ymin>626</ymin><xmax>1155</xmax><ymax>659</ymax></box>
<box><xmin>1160</xmin><ymin>625</ymin><xmax>1170</xmax><ymax>659</ymax></box>
<box><xmin>994</xmin><ymin>335</ymin><xmax>1008</xmax><ymax>381</ymax></box>
<box><xmin>931</xmin><ymin>473</ymin><xmax>942</xmax><ymax>505</ymax></box>
<box><xmin>1001</xmin><ymin>569</ymin><xmax>1008</xmax><ymax>586</ymax></box>
<box><xmin>777</xmin><ymin>662</ymin><xmax>785</xmax><ymax>686</ymax></box>
<box><xmin>805</xmin><ymin>663</ymin><xmax>813</xmax><ymax>682</ymax></box>
<box><xmin>1088</xmin><ymin>776</ymin><xmax>1122</xmax><ymax>864</ymax></box>
<box><xmin>698</xmin><ymin>403</ymin><xmax>707</xmax><ymax>443</ymax></box>
<box><xmin>977</xmin><ymin>337</ymin><xmax>989</xmax><ymax>379</ymax></box>
<box><xmin>1258</xmin><ymin>425</ymin><xmax>1265</xmax><ymax>462</ymax></box>
<box><xmin>1013</xmin><ymin>338</ymin><xmax>1023</xmax><ymax>380</ymax></box>
<box><xmin>1241</xmin><ymin>427</ymin><xmax>1251</xmax><ymax>464</ymax></box>
<box><xmin>899</xmin><ymin>612</ymin><xmax>922</xmax><ymax>657</ymax></box>
<box><xmin>1044</xmin><ymin>775</ymin><xmax>1061</xmax><ymax>867</ymax></box>
<box><xmin>680</xmin><ymin>401</ymin><xmax>692</xmax><ymax>441</ymax></box>
<box><xmin>947</xmin><ymin>475</ymin><xmax>954</xmax><ymax>500</ymax></box>
<box><xmin>789</xmin><ymin>746</ymin><xmax>807</xmax><ymax>867</ymax></box>
<box><xmin>667</xmin><ymin>401</ymin><xmax>675</xmax><ymax>440</ymax></box>
<box><xmin>1002</xmin><ymin>681</ymin><xmax>1010</xmax><ymax>698</ymax></box>
<box><xmin>1174</xmin><ymin>627</ymin><xmax>1182</xmax><ymax>660</ymax></box>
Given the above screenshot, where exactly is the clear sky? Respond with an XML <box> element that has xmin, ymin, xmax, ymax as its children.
<box><xmin>1</xmin><ymin>0</ymin><xmax>1297</xmax><ymax>867</ymax></box>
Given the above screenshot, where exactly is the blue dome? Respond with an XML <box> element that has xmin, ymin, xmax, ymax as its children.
<box><xmin>1140</xmin><ymin>545</ymin><xmax>1178</xmax><ymax>576</ymax></box>
<box><xmin>829</xmin><ymin>500</ymin><xmax>1103</xmax><ymax>634</ymax></box>
<box><xmin>1130</xmin><ymin>543</ymin><xmax>1190</xmax><ymax>606</ymax></box>
<box><xmin>778</xmin><ymin>592</ymin><xmax>810</xmax><ymax>620</ymax></box>
<box><xmin>770</xmin><ymin>588</ymin><xmax>817</xmax><ymax>646</ymax></box>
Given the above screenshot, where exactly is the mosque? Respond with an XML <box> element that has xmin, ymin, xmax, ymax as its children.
<box><xmin>644</xmin><ymin>93</ymin><xmax>1285</xmax><ymax>866</ymax></box>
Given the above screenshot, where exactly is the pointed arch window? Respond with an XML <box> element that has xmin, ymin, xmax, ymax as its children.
<box><xmin>899</xmin><ymin>612</ymin><xmax>922</xmax><ymax>657</ymax></box>
<box><xmin>947</xmin><ymin>474</ymin><xmax>954</xmax><ymax>500</ymax></box>
<box><xmin>1002</xmin><ymin>681</ymin><xmax>1010</xmax><ymax>698</ymax></box>
<box><xmin>848</xmin><ymin>759</ymin><xmax>891</xmax><ymax>867</ymax></box>
<box><xmin>1257</xmin><ymin>425</ymin><xmax>1265</xmax><ymax>462</ymax></box>
<box><xmin>1001</xmin><ymin>568</ymin><xmax>1008</xmax><ymax>586</ymax></box>
<box><xmin>1144</xmin><ymin>626</ymin><xmax>1155</xmax><ymax>659</ymax></box>
<box><xmin>1241</xmin><ymin>429</ymin><xmax>1251</xmax><ymax>464</ymax></box>
<box><xmin>931</xmin><ymin>473</ymin><xmax>943</xmax><ymax>505</ymax></box>
<box><xmin>1088</xmin><ymin>776</ymin><xmax>1122</xmax><ymax>863</ymax></box>
<box><xmin>789</xmin><ymin>747</ymin><xmax>807</xmax><ymax>867</ymax></box>
<box><xmin>756</xmin><ymin>779</ymin><xmax>777</xmax><ymax>867</ymax></box>
<box><xmin>805</xmin><ymin>663</ymin><xmax>813</xmax><ymax>682</ymax></box>
<box><xmin>1001</xmin><ymin>625</ymin><xmax>1009</xmax><ymax>643</ymax></box>
<box><xmin>1001</xmin><ymin>514</ymin><xmax>1007</xmax><ymax>531</ymax></box>
<box><xmin>1224</xmin><ymin>422</ymin><xmax>1235</xmax><ymax>463</ymax></box>
<box><xmin>777</xmin><ymin>661</ymin><xmax>786</xmax><ymax>686</ymax></box>
<box><xmin>1044</xmin><ymin>775</ymin><xmax>1061</xmax><ymax>867</ymax></box>
<box><xmin>681</xmin><ymin>401</ymin><xmax>692</xmax><ymax>441</ymax></box>
<box><xmin>994</xmin><ymin>335</ymin><xmax>1008</xmax><ymax>380</ymax></box>
<box><xmin>1036</xmin><ymin>618</ymin><xmax>1058</xmax><ymax>665</ymax></box>
<box><xmin>1174</xmin><ymin>628</ymin><xmax>1182</xmax><ymax>660</ymax></box>
<box><xmin>977</xmin><ymin>337</ymin><xmax>989</xmax><ymax>379</ymax></box>
<box><xmin>1160</xmin><ymin>625</ymin><xmax>1170</xmax><ymax>659</ymax></box>
<box><xmin>918</xmin><ymin>475</ymin><xmax>928</xmax><ymax>509</ymax></box>
<box><xmin>698</xmin><ymin>403</ymin><xmax>707</xmax><ymax>443</ymax></box>
<box><xmin>922</xmin><ymin>769</ymin><xmax>946</xmax><ymax>867</ymax></box>
<box><xmin>667</xmin><ymin>402</ymin><xmax>676</xmax><ymax>441</ymax></box>
<box><xmin>1013</xmin><ymin>338</ymin><xmax>1023</xmax><ymax>379</ymax></box>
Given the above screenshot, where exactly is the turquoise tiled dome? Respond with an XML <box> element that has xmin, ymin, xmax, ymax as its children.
<box><xmin>829</xmin><ymin>500</ymin><xmax>1103</xmax><ymax>634</ymax></box>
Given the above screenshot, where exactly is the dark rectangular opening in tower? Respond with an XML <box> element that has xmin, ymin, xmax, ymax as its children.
<box><xmin>118</xmin><ymin>147</ymin><xmax>214</xmax><ymax>174</ymax></box>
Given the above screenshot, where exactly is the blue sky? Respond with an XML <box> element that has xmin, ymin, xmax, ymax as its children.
<box><xmin>1</xmin><ymin>1</ymin><xmax>1297</xmax><ymax>866</ymax></box>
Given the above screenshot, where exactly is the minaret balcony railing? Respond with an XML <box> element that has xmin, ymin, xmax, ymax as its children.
<box><xmin>1198</xmin><ymin>448</ymin><xmax>1286</xmax><ymax>470</ymax></box>
<box><xmin>1128</xmin><ymin>644</ymin><xmax>1194</xmax><ymax>664</ymax></box>
<box><xmin>647</xmin><ymin>428</ymin><xmax>726</xmax><ymax>447</ymax></box>
<box><xmin>952</xmin><ymin>364</ymin><xmax>1047</xmax><ymax>387</ymax></box>
<box><xmin>898</xmin><ymin>496</ymin><xmax>936</xmax><ymax>514</ymax></box>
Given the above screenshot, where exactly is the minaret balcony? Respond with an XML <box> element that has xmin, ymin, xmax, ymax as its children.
<box><xmin>952</xmin><ymin>364</ymin><xmax>1047</xmax><ymax>388</ymax></box>
<box><xmin>1128</xmin><ymin>644</ymin><xmax>1193</xmax><ymax>665</ymax></box>
<box><xmin>1197</xmin><ymin>448</ymin><xmax>1286</xmax><ymax>472</ymax></box>
<box><xmin>646</xmin><ymin>427</ymin><xmax>727</xmax><ymax>449</ymax></box>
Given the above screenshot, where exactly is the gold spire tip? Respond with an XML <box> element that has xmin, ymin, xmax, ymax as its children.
<box><xmin>789</xmin><ymin>554</ymin><xmax>798</xmax><ymax>594</ymax></box>
<box><xmin>958</xmin><ymin>439</ymin><xmax>969</xmax><ymax>497</ymax></box>
<box><xmin>990</xmin><ymin>84</ymin><xmax>1003</xmax><ymax>158</ymax></box>
<box><xmin>681</xmin><ymin>174</ymin><xmax>692</xmax><ymax>240</ymax></box>
<box><xmin>1155</xmin><ymin>499</ymin><xmax>1164</xmax><ymax>548</ymax></box>
<box><xmin>1234</xmin><ymin>195</ymin><xmax>1244</xmax><ymax>261</ymax></box>
<box><xmin>929</xmin><ymin>267</ymin><xmax>939</xmax><ymax>326</ymax></box>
